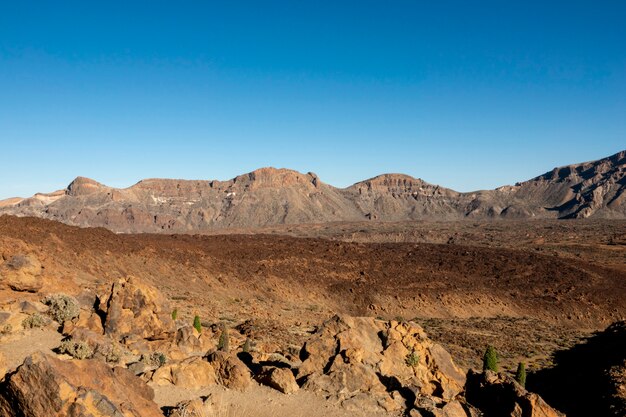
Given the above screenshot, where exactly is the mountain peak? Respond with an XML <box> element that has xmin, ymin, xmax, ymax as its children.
<box><xmin>66</xmin><ymin>177</ymin><xmax>106</xmax><ymax>197</ymax></box>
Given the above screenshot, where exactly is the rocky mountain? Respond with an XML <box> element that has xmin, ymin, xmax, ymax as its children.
<box><xmin>1</xmin><ymin>150</ymin><xmax>624</xmax><ymax>233</ymax></box>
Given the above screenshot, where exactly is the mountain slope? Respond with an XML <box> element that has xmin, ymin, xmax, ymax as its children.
<box><xmin>1</xmin><ymin>150</ymin><xmax>624</xmax><ymax>232</ymax></box>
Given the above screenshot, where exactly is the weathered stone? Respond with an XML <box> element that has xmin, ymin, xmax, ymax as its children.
<box><xmin>206</xmin><ymin>351</ymin><xmax>252</xmax><ymax>391</ymax></box>
<box><xmin>297</xmin><ymin>315</ymin><xmax>467</xmax><ymax>412</ymax></box>
<box><xmin>96</xmin><ymin>276</ymin><xmax>175</xmax><ymax>342</ymax></box>
<box><xmin>150</xmin><ymin>356</ymin><xmax>217</xmax><ymax>388</ymax></box>
<box><xmin>256</xmin><ymin>366</ymin><xmax>299</xmax><ymax>394</ymax></box>
<box><xmin>0</xmin><ymin>352</ymin><xmax>162</xmax><ymax>417</ymax></box>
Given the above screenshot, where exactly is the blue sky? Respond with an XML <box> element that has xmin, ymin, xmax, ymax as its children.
<box><xmin>1</xmin><ymin>1</ymin><xmax>624</xmax><ymax>199</ymax></box>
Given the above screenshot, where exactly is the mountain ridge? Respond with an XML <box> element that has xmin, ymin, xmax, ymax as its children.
<box><xmin>1</xmin><ymin>150</ymin><xmax>624</xmax><ymax>232</ymax></box>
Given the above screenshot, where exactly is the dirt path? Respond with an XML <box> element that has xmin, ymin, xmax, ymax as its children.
<box><xmin>0</xmin><ymin>329</ymin><xmax>62</xmax><ymax>373</ymax></box>
<box><xmin>152</xmin><ymin>383</ymin><xmax>393</xmax><ymax>417</ymax></box>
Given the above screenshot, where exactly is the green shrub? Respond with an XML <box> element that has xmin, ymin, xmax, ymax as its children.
<box><xmin>171</xmin><ymin>308</ymin><xmax>178</xmax><ymax>320</ymax></box>
<box><xmin>59</xmin><ymin>339</ymin><xmax>94</xmax><ymax>359</ymax></box>
<box><xmin>405</xmin><ymin>349</ymin><xmax>420</xmax><ymax>367</ymax></box>
<box><xmin>217</xmin><ymin>324</ymin><xmax>229</xmax><ymax>352</ymax></box>
<box><xmin>482</xmin><ymin>345</ymin><xmax>498</xmax><ymax>372</ymax></box>
<box><xmin>140</xmin><ymin>351</ymin><xmax>167</xmax><ymax>367</ymax></box>
<box><xmin>515</xmin><ymin>362</ymin><xmax>526</xmax><ymax>387</ymax></box>
<box><xmin>22</xmin><ymin>313</ymin><xmax>47</xmax><ymax>329</ymax></box>
<box><xmin>193</xmin><ymin>315</ymin><xmax>202</xmax><ymax>333</ymax></box>
<box><xmin>43</xmin><ymin>294</ymin><xmax>80</xmax><ymax>323</ymax></box>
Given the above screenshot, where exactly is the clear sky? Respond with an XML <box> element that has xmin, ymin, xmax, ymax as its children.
<box><xmin>1</xmin><ymin>1</ymin><xmax>624</xmax><ymax>199</ymax></box>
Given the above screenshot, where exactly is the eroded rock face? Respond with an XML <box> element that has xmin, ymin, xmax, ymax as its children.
<box><xmin>0</xmin><ymin>254</ymin><xmax>43</xmax><ymax>293</ymax></box>
<box><xmin>0</xmin><ymin>352</ymin><xmax>163</xmax><ymax>417</ymax></box>
<box><xmin>465</xmin><ymin>370</ymin><xmax>564</xmax><ymax>417</ymax></box>
<box><xmin>97</xmin><ymin>276</ymin><xmax>175</xmax><ymax>342</ymax></box>
<box><xmin>297</xmin><ymin>315</ymin><xmax>466</xmax><ymax>413</ymax></box>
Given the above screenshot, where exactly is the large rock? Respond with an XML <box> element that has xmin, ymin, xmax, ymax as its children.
<box><xmin>97</xmin><ymin>276</ymin><xmax>175</xmax><ymax>342</ymax></box>
<box><xmin>256</xmin><ymin>366</ymin><xmax>299</xmax><ymax>394</ymax></box>
<box><xmin>0</xmin><ymin>254</ymin><xmax>43</xmax><ymax>292</ymax></box>
<box><xmin>150</xmin><ymin>356</ymin><xmax>217</xmax><ymax>388</ymax></box>
<box><xmin>466</xmin><ymin>369</ymin><xmax>564</xmax><ymax>417</ymax></box>
<box><xmin>0</xmin><ymin>352</ymin><xmax>163</xmax><ymax>417</ymax></box>
<box><xmin>206</xmin><ymin>351</ymin><xmax>252</xmax><ymax>391</ymax></box>
<box><xmin>297</xmin><ymin>315</ymin><xmax>467</xmax><ymax>413</ymax></box>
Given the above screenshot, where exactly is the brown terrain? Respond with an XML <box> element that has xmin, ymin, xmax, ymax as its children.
<box><xmin>0</xmin><ymin>150</ymin><xmax>624</xmax><ymax>233</ymax></box>
<box><xmin>0</xmin><ymin>213</ymin><xmax>625</xmax><ymax>416</ymax></box>
<box><xmin>0</xmin><ymin>150</ymin><xmax>625</xmax><ymax>417</ymax></box>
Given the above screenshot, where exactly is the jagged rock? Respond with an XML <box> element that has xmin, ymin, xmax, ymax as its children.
<box><xmin>150</xmin><ymin>356</ymin><xmax>217</xmax><ymax>388</ymax></box>
<box><xmin>0</xmin><ymin>352</ymin><xmax>162</xmax><ymax>417</ymax></box>
<box><xmin>466</xmin><ymin>369</ymin><xmax>564</xmax><ymax>417</ymax></box>
<box><xmin>96</xmin><ymin>276</ymin><xmax>175</xmax><ymax>342</ymax></box>
<box><xmin>206</xmin><ymin>351</ymin><xmax>252</xmax><ymax>391</ymax></box>
<box><xmin>256</xmin><ymin>366</ymin><xmax>299</xmax><ymax>394</ymax></box>
<box><xmin>297</xmin><ymin>315</ymin><xmax>466</xmax><ymax>413</ymax></box>
<box><xmin>0</xmin><ymin>254</ymin><xmax>43</xmax><ymax>292</ymax></box>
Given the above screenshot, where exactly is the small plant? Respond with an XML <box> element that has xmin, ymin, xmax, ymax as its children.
<box><xmin>98</xmin><ymin>343</ymin><xmax>122</xmax><ymax>364</ymax></box>
<box><xmin>193</xmin><ymin>315</ymin><xmax>202</xmax><ymax>333</ymax></box>
<box><xmin>242</xmin><ymin>338</ymin><xmax>252</xmax><ymax>353</ymax></box>
<box><xmin>43</xmin><ymin>294</ymin><xmax>80</xmax><ymax>324</ymax></box>
<box><xmin>405</xmin><ymin>349</ymin><xmax>420</xmax><ymax>367</ymax></box>
<box><xmin>515</xmin><ymin>362</ymin><xmax>526</xmax><ymax>387</ymax></box>
<box><xmin>58</xmin><ymin>339</ymin><xmax>94</xmax><ymax>359</ymax></box>
<box><xmin>482</xmin><ymin>345</ymin><xmax>498</xmax><ymax>372</ymax></box>
<box><xmin>171</xmin><ymin>308</ymin><xmax>178</xmax><ymax>320</ymax></box>
<box><xmin>217</xmin><ymin>324</ymin><xmax>229</xmax><ymax>352</ymax></box>
<box><xmin>1</xmin><ymin>324</ymin><xmax>12</xmax><ymax>335</ymax></box>
<box><xmin>22</xmin><ymin>313</ymin><xmax>47</xmax><ymax>329</ymax></box>
<box><xmin>140</xmin><ymin>351</ymin><xmax>167</xmax><ymax>367</ymax></box>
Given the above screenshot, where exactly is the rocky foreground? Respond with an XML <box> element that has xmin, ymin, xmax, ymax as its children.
<box><xmin>0</xmin><ymin>272</ymin><xmax>576</xmax><ymax>417</ymax></box>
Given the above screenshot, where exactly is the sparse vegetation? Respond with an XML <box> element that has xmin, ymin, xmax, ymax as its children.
<box><xmin>22</xmin><ymin>313</ymin><xmax>47</xmax><ymax>329</ymax></box>
<box><xmin>172</xmin><ymin>308</ymin><xmax>178</xmax><ymax>320</ymax></box>
<box><xmin>483</xmin><ymin>345</ymin><xmax>498</xmax><ymax>372</ymax></box>
<box><xmin>218</xmin><ymin>323</ymin><xmax>229</xmax><ymax>352</ymax></box>
<box><xmin>405</xmin><ymin>349</ymin><xmax>420</xmax><ymax>367</ymax></box>
<box><xmin>193</xmin><ymin>315</ymin><xmax>202</xmax><ymax>333</ymax></box>
<box><xmin>58</xmin><ymin>339</ymin><xmax>94</xmax><ymax>359</ymax></box>
<box><xmin>1</xmin><ymin>324</ymin><xmax>12</xmax><ymax>335</ymax></box>
<box><xmin>515</xmin><ymin>362</ymin><xmax>526</xmax><ymax>387</ymax></box>
<box><xmin>43</xmin><ymin>294</ymin><xmax>80</xmax><ymax>323</ymax></box>
<box><xmin>141</xmin><ymin>351</ymin><xmax>167</xmax><ymax>367</ymax></box>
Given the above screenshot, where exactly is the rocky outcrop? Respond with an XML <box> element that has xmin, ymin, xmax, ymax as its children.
<box><xmin>0</xmin><ymin>352</ymin><xmax>162</xmax><ymax>417</ymax></box>
<box><xmin>297</xmin><ymin>315</ymin><xmax>466</xmax><ymax>413</ymax></box>
<box><xmin>466</xmin><ymin>370</ymin><xmax>564</xmax><ymax>417</ymax></box>
<box><xmin>0</xmin><ymin>254</ymin><xmax>43</xmax><ymax>293</ymax></box>
<box><xmin>1</xmin><ymin>151</ymin><xmax>624</xmax><ymax>232</ymax></box>
<box><xmin>96</xmin><ymin>276</ymin><xmax>176</xmax><ymax>342</ymax></box>
<box><xmin>256</xmin><ymin>366</ymin><xmax>299</xmax><ymax>394</ymax></box>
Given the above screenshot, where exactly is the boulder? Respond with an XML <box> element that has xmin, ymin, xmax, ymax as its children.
<box><xmin>96</xmin><ymin>276</ymin><xmax>175</xmax><ymax>342</ymax></box>
<box><xmin>465</xmin><ymin>369</ymin><xmax>564</xmax><ymax>417</ymax></box>
<box><xmin>0</xmin><ymin>254</ymin><xmax>43</xmax><ymax>292</ymax></box>
<box><xmin>206</xmin><ymin>351</ymin><xmax>252</xmax><ymax>391</ymax></box>
<box><xmin>0</xmin><ymin>352</ymin><xmax>163</xmax><ymax>417</ymax></box>
<box><xmin>150</xmin><ymin>356</ymin><xmax>217</xmax><ymax>388</ymax></box>
<box><xmin>256</xmin><ymin>366</ymin><xmax>299</xmax><ymax>394</ymax></box>
<box><xmin>297</xmin><ymin>315</ymin><xmax>466</xmax><ymax>412</ymax></box>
